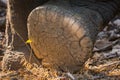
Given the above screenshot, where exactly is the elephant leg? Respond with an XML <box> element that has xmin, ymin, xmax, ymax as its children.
<box><xmin>4</xmin><ymin>0</ymin><xmax>49</xmax><ymax>68</ymax></box>
<box><xmin>6</xmin><ymin>0</ymin><xmax>48</xmax><ymax>51</ymax></box>
<box><xmin>28</xmin><ymin>0</ymin><xmax>120</xmax><ymax>72</ymax></box>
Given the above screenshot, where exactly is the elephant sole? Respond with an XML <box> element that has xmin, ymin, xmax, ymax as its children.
<box><xmin>27</xmin><ymin>4</ymin><xmax>102</xmax><ymax>72</ymax></box>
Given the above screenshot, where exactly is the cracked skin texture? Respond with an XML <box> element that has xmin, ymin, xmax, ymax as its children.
<box><xmin>6</xmin><ymin>0</ymin><xmax>120</xmax><ymax>73</ymax></box>
<box><xmin>27</xmin><ymin>4</ymin><xmax>103</xmax><ymax>72</ymax></box>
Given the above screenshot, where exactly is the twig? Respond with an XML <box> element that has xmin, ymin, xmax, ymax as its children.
<box><xmin>65</xmin><ymin>72</ymin><xmax>76</xmax><ymax>80</ymax></box>
<box><xmin>108</xmin><ymin>69</ymin><xmax>120</xmax><ymax>76</ymax></box>
<box><xmin>85</xmin><ymin>59</ymin><xmax>120</xmax><ymax>72</ymax></box>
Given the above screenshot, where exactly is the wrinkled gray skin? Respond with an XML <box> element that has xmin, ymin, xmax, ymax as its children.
<box><xmin>5</xmin><ymin>0</ymin><xmax>120</xmax><ymax>72</ymax></box>
<box><xmin>7</xmin><ymin>0</ymin><xmax>120</xmax><ymax>60</ymax></box>
<box><xmin>7</xmin><ymin>0</ymin><xmax>120</xmax><ymax>53</ymax></box>
<box><xmin>70</xmin><ymin>0</ymin><xmax>120</xmax><ymax>23</ymax></box>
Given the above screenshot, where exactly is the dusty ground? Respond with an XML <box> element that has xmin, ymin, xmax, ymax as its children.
<box><xmin>0</xmin><ymin>1</ymin><xmax>120</xmax><ymax>80</ymax></box>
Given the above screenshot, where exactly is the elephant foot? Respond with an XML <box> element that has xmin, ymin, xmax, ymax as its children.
<box><xmin>27</xmin><ymin>4</ymin><xmax>103</xmax><ymax>73</ymax></box>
